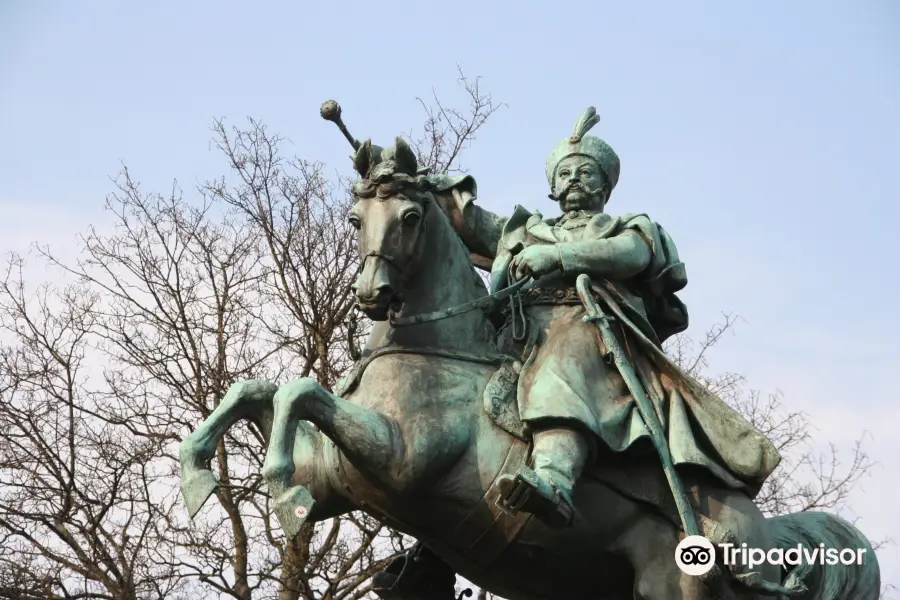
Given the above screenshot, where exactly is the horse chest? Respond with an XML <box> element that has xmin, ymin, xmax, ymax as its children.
<box><xmin>350</xmin><ymin>354</ymin><xmax>482</xmax><ymax>416</ymax></box>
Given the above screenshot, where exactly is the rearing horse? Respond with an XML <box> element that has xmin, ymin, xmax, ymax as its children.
<box><xmin>179</xmin><ymin>136</ymin><xmax>879</xmax><ymax>600</ymax></box>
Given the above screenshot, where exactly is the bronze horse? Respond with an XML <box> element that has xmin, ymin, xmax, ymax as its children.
<box><xmin>179</xmin><ymin>134</ymin><xmax>880</xmax><ymax>599</ymax></box>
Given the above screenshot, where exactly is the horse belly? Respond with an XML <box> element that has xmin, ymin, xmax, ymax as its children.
<box><xmin>446</xmin><ymin>477</ymin><xmax>640</xmax><ymax>600</ymax></box>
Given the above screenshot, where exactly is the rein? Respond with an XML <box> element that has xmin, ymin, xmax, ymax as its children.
<box><xmin>387</xmin><ymin>277</ymin><xmax>533</xmax><ymax>327</ymax></box>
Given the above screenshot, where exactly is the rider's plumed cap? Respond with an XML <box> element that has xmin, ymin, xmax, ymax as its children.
<box><xmin>545</xmin><ymin>107</ymin><xmax>620</xmax><ymax>194</ymax></box>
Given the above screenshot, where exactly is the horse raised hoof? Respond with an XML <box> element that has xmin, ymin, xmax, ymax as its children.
<box><xmin>273</xmin><ymin>485</ymin><xmax>315</xmax><ymax>540</ymax></box>
<box><xmin>495</xmin><ymin>466</ymin><xmax>573</xmax><ymax>528</ymax></box>
<box><xmin>180</xmin><ymin>469</ymin><xmax>219</xmax><ymax>519</ymax></box>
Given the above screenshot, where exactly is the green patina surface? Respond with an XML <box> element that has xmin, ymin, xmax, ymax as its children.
<box><xmin>178</xmin><ymin>102</ymin><xmax>881</xmax><ymax>600</ymax></box>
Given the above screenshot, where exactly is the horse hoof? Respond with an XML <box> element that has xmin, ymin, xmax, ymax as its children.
<box><xmin>181</xmin><ymin>469</ymin><xmax>219</xmax><ymax>519</ymax></box>
<box><xmin>273</xmin><ymin>485</ymin><xmax>315</xmax><ymax>540</ymax></box>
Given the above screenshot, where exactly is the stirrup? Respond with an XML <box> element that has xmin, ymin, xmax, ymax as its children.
<box><xmin>495</xmin><ymin>466</ymin><xmax>574</xmax><ymax>528</ymax></box>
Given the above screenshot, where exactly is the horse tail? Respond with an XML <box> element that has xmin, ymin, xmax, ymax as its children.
<box><xmin>766</xmin><ymin>511</ymin><xmax>880</xmax><ymax>600</ymax></box>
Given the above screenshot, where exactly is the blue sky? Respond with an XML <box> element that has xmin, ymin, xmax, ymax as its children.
<box><xmin>2</xmin><ymin>0</ymin><xmax>898</xmax><ymax>593</ymax></box>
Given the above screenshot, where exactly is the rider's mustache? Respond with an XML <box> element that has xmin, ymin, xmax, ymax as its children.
<box><xmin>548</xmin><ymin>181</ymin><xmax>605</xmax><ymax>203</ymax></box>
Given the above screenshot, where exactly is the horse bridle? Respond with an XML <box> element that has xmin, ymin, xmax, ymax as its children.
<box><xmin>360</xmin><ymin>196</ymin><xmax>432</xmax><ymax>287</ymax></box>
<box><xmin>360</xmin><ymin>250</ymin><xmax>410</xmax><ymax>281</ymax></box>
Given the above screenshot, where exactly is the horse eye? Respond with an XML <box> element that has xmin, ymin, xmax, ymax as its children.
<box><xmin>402</xmin><ymin>211</ymin><xmax>421</xmax><ymax>226</ymax></box>
<box><xmin>348</xmin><ymin>216</ymin><xmax>361</xmax><ymax>230</ymax></box>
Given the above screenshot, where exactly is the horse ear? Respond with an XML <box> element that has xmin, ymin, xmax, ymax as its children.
<box><xmin>352</xmin><ymin>139</ymin><xmax>373</xmax><ymax>177</ymax></box>
<box><xmin>393</xmin><ymin>137</ymin><xmax>418</xmax><ymax>176</ymax></box>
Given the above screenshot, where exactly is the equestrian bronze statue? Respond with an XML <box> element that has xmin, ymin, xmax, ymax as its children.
<box><xmin>179</xmin><ymin>100</ymin><xmax>880</xmax><ymax>600</ymax></box>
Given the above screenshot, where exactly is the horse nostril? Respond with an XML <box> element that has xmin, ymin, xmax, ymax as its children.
<box><xmin>356</xmin><ymin>283</ymin><xmax>394</xmax><ymax>304</ymax></box>
<box><xmin>374</xmin><ymin>284</ymin><xmax>394</xmax><ymax>299</ymax></box>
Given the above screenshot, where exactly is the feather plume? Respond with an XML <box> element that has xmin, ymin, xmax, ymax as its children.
<box><xmin>570</xmin><ymin>107</ymin><xmax>600</xmax><ymax>142</ymax></box>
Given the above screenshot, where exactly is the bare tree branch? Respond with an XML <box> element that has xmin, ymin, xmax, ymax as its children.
<box><xmin>0</xmin><ymin>69</ymin><xmax>501</xmax><ymax>600</ymax></box>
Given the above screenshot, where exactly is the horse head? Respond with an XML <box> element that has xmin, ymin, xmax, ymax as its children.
<box><xmin>348</xmin><ymin>136</ymin><xmax>441</xmax><ymax>321</ymax></box>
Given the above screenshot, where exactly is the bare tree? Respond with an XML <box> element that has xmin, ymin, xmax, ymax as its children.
<box><xmin>0</xmin><ymin>256</ymin><xmax>186</xmax><ymax>600</ymax></box>
<box><xmin>408</xmin><ymin>67</ymin><xmax>504</xmax><ymax>175</ymax></box>
<box><xmin>0</xmin><ymin>71</ymin><xmax>501</xmax><ymax>600</ymax></box>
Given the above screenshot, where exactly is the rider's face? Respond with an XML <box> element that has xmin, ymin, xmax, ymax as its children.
<box><xmin>553</xmin><ymin>156</ymin><xmax>607</xmax><ymax>213</ymax></box>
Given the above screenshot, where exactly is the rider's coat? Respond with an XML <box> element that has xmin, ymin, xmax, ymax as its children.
<box><xmin>432</xmin><ymin>176</ymin><xmax>780</xmax><ymax>497</ymax></box>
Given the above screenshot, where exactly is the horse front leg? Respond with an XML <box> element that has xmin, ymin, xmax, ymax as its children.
<box><xmin>263</xmin><ymin>377</ymin><xmax>419</xmax><ymax>539</ymax></box>
<box><xmin>179</xmin><ymin>379</ymin><xmax>278</xmax><ymax>518</ymax></box>
<box><xmin>181</xmin><ymin>379</ymin><xmax>353</xmax><ymax>527</ymax></box>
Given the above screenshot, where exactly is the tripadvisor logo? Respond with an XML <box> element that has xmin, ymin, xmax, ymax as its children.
<box><xmin>674</xmin><ymin>535</ymin><xmax>868</xmax><ymax>576</ymax></box>
<box><xmin>675</xmin><ymin>536</ymin><xmax>716</xmax><ymax>576</ymax></box>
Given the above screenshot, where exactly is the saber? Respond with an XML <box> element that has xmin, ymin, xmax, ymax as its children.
<box><xmin>576</xmin><ymin>275</ymin><xmax>799</xmax><ymax>598</ymax></box>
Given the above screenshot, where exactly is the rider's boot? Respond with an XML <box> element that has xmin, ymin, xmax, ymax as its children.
<box><xmin>496</xmin><ymin>426</ymin><xmax>589</xmax><ymax>528</ymax></box>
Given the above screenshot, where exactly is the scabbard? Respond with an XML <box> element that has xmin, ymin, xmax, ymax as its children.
<box><xmin>574</xmin><ymin>274</ymin><xmax>700</xmax><ymax>537</ymax></box>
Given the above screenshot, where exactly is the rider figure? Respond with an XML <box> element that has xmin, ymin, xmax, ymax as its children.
<box><xmin>367</xmin><ymin>106</ymin><xmax>780</xmax><ymax>599</ymax></box>
<box><xmin>432</xmin><ymin>107</ymin><xmax>777</xmax><ymax>528</ymax></box>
